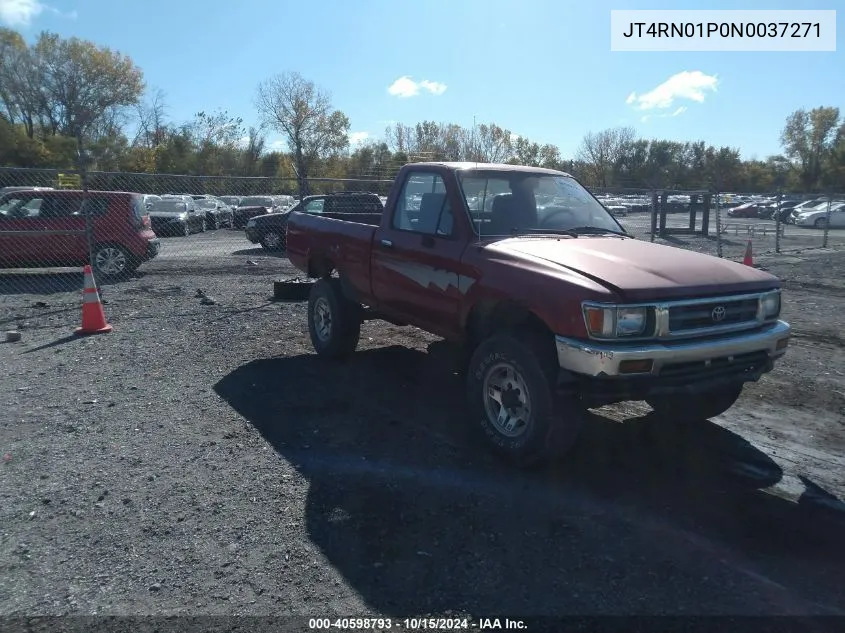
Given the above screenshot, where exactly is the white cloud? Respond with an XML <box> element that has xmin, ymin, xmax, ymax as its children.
<box><xmin>267</xmin><ymin>139</ymin><xmax>287</xmax><ymax>152</ymax></box>
<box><xmin>626</xmin><ymin>71</ymin><xmax>718</xmax><ymax>111</ymax></box>
<box><xmin>348</xmin><ymin>131</ymin><xmax>369</xmax><ymax>146</ymax></box>
<box><xmin>640</xmin><ymin>105</ymin><xmax>690</xmax><ymax>124</ymax></box>
<box><xmin>387</xmin><ymin>76</ymin><xmax>447</xmax><ymax>98</ymax></box>
<box><xmin>0</xmin><ymin>0</ymin><xmax>76</xmax><ymax>26</ymax></box>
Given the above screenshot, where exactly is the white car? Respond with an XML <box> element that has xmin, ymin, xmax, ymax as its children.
<box><xmin>792</xmin><ymin>202</ymin><xmax>845</xmax><ymax>229</ymax></box>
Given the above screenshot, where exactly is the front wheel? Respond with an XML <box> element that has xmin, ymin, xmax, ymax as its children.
<box><xmin>467</xmin><ymin>332</ymin><xmax>585</xmax><ymax>467</ymax></box>
<box><xmin>307</xmin><ymin>278</ymin><xmax>362</xmax><ymax>359</ymax></box>
<box><xmin>646</xmin><ymin>385</ymin><xmax>744</xmax><ymax>422</ymax></box>
<box><xmin>260</xmin><ymin>231</ymin><xmax>284</xmax><ymax>251</ymax></box>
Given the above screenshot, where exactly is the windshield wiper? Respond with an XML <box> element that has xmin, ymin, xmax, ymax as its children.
<box><xmin>509</xmin><ymin>227</ymin><xmax>578</xmax><ymax>237</ymax></box>
<box><xmin>566</xmin><ymin>226</ymin><xmax>628</xmax><ymax>236</ymax></box>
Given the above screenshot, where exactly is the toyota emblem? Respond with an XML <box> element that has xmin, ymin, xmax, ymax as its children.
<box><xmin>711</xmin><ymin>305</ymin><xmax>727</xmax><ymax>322</ymax></box>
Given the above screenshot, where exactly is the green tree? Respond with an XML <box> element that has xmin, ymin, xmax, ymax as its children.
<box><xmin>34</xmin><ymin>31</ymin><xmax>145</xmax><ymax>143</ymax></box>
<box><xmin>780</xmin><ymin>106</ymin><xmax>840</xmax><ymax>190</ymax></box>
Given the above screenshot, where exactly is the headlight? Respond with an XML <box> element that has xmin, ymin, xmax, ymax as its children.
<box><xmin>583</xmin><ymin>304</ymin><xmax>649</xmax><ymax>338</ymax></box>
<box><xmin>760</xmin><ymin>291</ymin><xmax>781</xmax><ymax>319</ymax></box>
<box><xmin>178</xmin><ymin>213</ymin><xmax>187</xmax><ymax>220</ymax></box>
<box><xmin>246</xmin><ymin>219</ymin><xmax>256</xmax><ymax>228</ymax></box>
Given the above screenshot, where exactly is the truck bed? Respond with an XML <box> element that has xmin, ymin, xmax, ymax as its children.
<box><xmin>285</xmin><ymin>210</ymin><xmax>379</xmax><ymax>299</ymax></box>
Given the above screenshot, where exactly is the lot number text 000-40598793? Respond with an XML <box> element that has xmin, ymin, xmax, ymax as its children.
<box><xmin>610</xmin><ymin>9</ymin><xmax>836</xmax><ymax>51</ymax></box>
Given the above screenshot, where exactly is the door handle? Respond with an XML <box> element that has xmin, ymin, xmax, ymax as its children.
<box><xmin>380</xmin><ymin>239</ymin><xmax>393</xmax><ymax>248</ymax></box>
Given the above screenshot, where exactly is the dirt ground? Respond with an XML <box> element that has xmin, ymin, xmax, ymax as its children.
<box><xmin>1</xmin><ymin>240</ymin><xmax>845</xmax><ymax>619</ymax></box>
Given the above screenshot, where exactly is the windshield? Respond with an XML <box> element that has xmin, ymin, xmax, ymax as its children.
<box><xmin>195</xmin><ymin>199</ymin><xmax>218</xmax><ymax>209</ymax></box>
<box><xmin>241</xmin><ymin>196</ymin><xmax>273</xmax><ymax>206</ymax></box>
<box><xmin>151</xmin><ymin>200</ymin><xmax>187</xmax><ymax>213</ymax></box>
<box><xmin>457</xmin><ymin>171</ymin><xmax>624</xmax><ymax>237</ymax></box>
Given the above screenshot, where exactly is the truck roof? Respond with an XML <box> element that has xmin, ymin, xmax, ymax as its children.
<box><xmin>410</xmin><ymin>161</ymin><xmax>574</xmax><ymax>178</ymax></box>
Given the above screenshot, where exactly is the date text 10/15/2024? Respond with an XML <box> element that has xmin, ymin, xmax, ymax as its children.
<box><xmin>308</xmin><ymin>617</ymin><xmax>526</xmax><ymax>630</ymax></box>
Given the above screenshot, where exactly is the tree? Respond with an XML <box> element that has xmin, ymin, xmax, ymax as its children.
<box><xmin>34</xmin><ymin>32</ymin><xmax>145</xmax><ymax>144</ymax></box>
<box><xmin>254</xmin><ymin>71</ymin><xmax>350</xmax><ymax>196</ymax></box>
<box><xmin>780</xmin><ymin>106</ymin><xmax>840</xmax><ymax>190</ymax></box>
<box><xmin>575</xmin><ymin>127</ymin><xmax>636</xmax><ymax>187</ymax></box>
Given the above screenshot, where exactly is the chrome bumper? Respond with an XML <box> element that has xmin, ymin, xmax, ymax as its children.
<box><xmin>555</xmin><ymin>320</ymin><xmax>791</xmax><ymax>378</ymax></box>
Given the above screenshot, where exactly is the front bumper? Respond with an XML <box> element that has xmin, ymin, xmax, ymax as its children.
<box><xmin>555</xmin><ymin>321</ymin><xmax>791</xmax><ymax>404</ymax></box>
<box><xmin>145</xmin><ymin>238</ymin><xmax>161</xmax><ymax>260</ymax></box>
<box><xmin>245</xmin><ymin>227</ymin><xmax>260</xmax><ymax>243</ymax></box>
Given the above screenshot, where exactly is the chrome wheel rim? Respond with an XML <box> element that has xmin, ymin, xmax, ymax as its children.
<box><xmin>313</xmin><ymin>297</ymin><xmax>332</xmax><ymax>341</ymax></box>
<box><xmin>483</xmin><ymin>362</ymin><xmax>532</xmax><ymax>438</ymax></box>
<box><xmin>95</xmin><ymin>247</ymin><xmax>126</xmax><ymax>276</ymax></box>
<box><xmin>264</xmin><ymin>232</ymin><xmax>281</xmax><ymax>248</ymax></box>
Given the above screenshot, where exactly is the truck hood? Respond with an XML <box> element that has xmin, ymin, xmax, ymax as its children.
<box><xmin>491</xmin><ymin>236</ymin><xmax>779</xmax><ymax>301</ymax></box>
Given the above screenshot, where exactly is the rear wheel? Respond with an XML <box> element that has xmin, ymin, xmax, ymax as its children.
<box><xmin>467</xmin><ymin>331</ymin><xmax>584</xmax><ymax>467</ymax></box>
<box><xmin>646</xmin><ymin>385</ymin><xmax>743</xmax><ymax>422</ymax></box>
<box><xmin>307</xmin><ymin>278</ymin><xmax>362</xmax><ymax>359</ymax></box>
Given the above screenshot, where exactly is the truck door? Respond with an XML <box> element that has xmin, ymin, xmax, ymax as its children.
<box><xmin>371</xmin><ymin>170</ymin><xmax>467</xmax><ymax>337</ymax></box>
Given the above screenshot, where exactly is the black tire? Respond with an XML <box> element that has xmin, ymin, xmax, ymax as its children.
<box><xmin>92</xmin><ymin>244</ymin><xmax>135</xmax><ymax>279</ymax></box>
<box><xmin>207</xmin><ymin>215</ymin><xmax>218</xmax><ymax>230</ymax></box>
<box><xmin>646</xmin><ymin>385</ymin><xmax>744</xmax><ymax>422</ymax></box>
<box><xmin>466</xmin><ymin>331</ymin><xmax>584</xmax><ymax>467</ymax></box>
<box><xmin>307</xmin><ymin>278</ymin><xmax>362</xmax><ymax>359</ymax></box>
<box><xmin>260</xmin><ymin>231</ymin><xmax>284</xmax><ymax>251</ymax></box>
<box><xmin>273</xmin><ymin>278</ymin><xmax>313</xmax><ymax>301</ymax></box>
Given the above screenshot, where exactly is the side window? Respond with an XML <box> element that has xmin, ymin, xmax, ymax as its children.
<box><xmin>4</xmin><ymin>196</ymin><xmax>44</xmax><ymax>218</ymax></box>
<box><xmin>392</xmin><ymin>172</ymin><xmax>452</xmax><ymax>237</ymax></box>
<box><xmin>80</xmin><ymin>197</ymin><xmax>109</xmax><ymax>216</ymax></box>
<box><xmin>303</xmin><ymin>199</ymin><xmax>324</xmax><ymax>214</ymax></box>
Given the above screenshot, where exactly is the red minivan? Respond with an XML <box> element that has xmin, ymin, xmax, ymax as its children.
<box><xmin>0</xmin><ymin>189</ymin><xmax>160</xmax><ymax>278</ymax></box>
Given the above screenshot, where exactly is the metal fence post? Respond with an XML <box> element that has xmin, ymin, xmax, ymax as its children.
<box><xmin>649</xmin><ymin>189</ymin><xmax>657</xmax><ymax>242</ymax></box>
<box><xmin>75</xmin><ymin>134</ymin><xmax>95</xmax><ymax>273</ymax></box>
<box><xmin>715</xmin><ymin>189</ymin><xmax>723</xmax><ymax>258</ymax></box>
<box><xmin>775</xmin><ymin>191</ymin><xmax>782</xmax><ymax>253</ymax></box>
<box><xmin>823</xmin><ymin>193</ymin><xmax>832</xmax><ymax>248</ymax></box>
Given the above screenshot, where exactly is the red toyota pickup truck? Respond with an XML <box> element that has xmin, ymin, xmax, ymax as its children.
<box><xmin>286</xmin><ymin>162</ymin><xmax>791</xmax><ymax>466</ymax></box>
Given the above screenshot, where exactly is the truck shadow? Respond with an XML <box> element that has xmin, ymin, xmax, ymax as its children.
<box><xmin>214</xmin><ymin>343</ymin><xmax>845</xmax><ymax>616</ymax></box>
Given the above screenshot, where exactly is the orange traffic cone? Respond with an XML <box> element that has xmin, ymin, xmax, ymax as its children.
<box><xmin>75</xmin><ymin>265</ymin><xmax>113</xmax><ymax>335</ymax></box>
<box><xmin>742</xmin><ymin>240</ymin><xmax>753</xmax><ymax>266</ymax></box>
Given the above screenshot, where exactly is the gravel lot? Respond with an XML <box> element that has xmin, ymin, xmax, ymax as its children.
<box><xmin>1</xmin><ymin>231</ymin><xmax>845</xmax><ymax>619</ymax></box>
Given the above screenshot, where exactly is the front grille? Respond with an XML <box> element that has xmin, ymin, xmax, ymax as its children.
<box><xmin>668</xmin><ymin>297</ymin><xmax>758</xmax><ymax>333</ymax></box>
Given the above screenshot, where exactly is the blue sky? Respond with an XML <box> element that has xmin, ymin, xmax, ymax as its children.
<box><xmin>1</xmin><ymin>0</ymin><xmax>842</xmax><ymax>160</ymax></box>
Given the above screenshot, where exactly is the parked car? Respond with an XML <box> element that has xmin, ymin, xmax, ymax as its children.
<box><xmin>783</xmin><ymin>198</ymin><xmax>831</xmax><ymax>223</ymax></box>
<box><xmin>219</xmin><ymin>195</ymin><xmax>242</xmax><ymax>208</ymax></box>
<box><xmin>792</xmin><ymin>201</ymin><xmax>845</xmax><ymax>228</ymax></box>
<box><xmin>285</xmin><ymin>161</ymin><xmax>790</xmax><ymax>466</ymax></box>
<box><xmin>727</xmin><ymin>202</ymin><xmax>768</xmax><ymax>218</ymax></box>
<box><xmin>0</xmin><ymin>189</ymin><xmax>160</xmax><ymax>278</ymax></box>
<box><xmin>147</xmin><ymin>198</ymin><xmax>206</xmax><ymax>236</ymax></box>
<box><xmin>245</xmin><ymin>192</ymin><xmax>384</xmax><ymax>251</ymax></box>
<box><xmin>232</xmin><ymin>195</ymin><xmax>284</xmax><ymax>228</ymax></box>
<box><xmin>194</xmin><ymin>197</ymin><xmax>234</xmax><ymax>229</ymax></box>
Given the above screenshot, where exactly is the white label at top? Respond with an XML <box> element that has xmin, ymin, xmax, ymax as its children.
<box><xmin>610</xmin><ymin>10</ymin><xmax>836</xmax><ymax>52</ymax></box>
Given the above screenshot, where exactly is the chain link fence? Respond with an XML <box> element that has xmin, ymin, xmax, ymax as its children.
<box><xmin>2</xmin><ymin>166</ymin><xmax>844</xmax><ymax>330</ymax></box>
